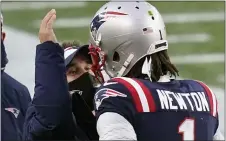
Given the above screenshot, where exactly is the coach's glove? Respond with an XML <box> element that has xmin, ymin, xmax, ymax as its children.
<box><xmin>39</xmin><ymin>9</ymin><xmax>57</xmax><ymax>43</ymax></box>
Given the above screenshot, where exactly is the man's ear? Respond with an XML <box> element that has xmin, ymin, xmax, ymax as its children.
<box><xmin>1</xmin><ymin>32</ymin><xmax>6</xmax><ymax>41</ymax></box>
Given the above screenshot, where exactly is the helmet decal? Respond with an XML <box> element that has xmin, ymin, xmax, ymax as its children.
<box><xmin>90</xmin><ymin>11</ymin><xmax>128</xmax><ymax>41</ymax></box>
<box><xmin>90</xmin><ymin>14</ymin><xmax>105</xmax><ymax>41</ymax></box>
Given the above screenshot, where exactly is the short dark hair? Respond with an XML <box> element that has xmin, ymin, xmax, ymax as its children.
<box><xmin>126</xmin><ymin>50</ymin><xmax>179</xmax><ymax>81</ymax></box>
<box><xmin>61</xmin><ymin>40</ymin><xmax>81</xmax><ymax>49</ymax></box>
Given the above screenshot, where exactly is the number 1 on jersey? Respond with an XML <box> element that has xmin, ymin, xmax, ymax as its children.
<box><xmin>178</xmin><ymin>118</ymin><xmax>195</xmax><ymax>141</ymax></box>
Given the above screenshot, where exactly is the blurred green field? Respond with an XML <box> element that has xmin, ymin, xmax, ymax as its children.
<box><xmin>2</xmin><ymin>1</ymin><xmax>225</xmax><ymax>88</ymax></box>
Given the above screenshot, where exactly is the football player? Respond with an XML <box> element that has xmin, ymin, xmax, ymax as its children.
<box><xmin>88</xmin><ymin>1</ymin><xmax>224</xmax><ymax>140</ymax></box>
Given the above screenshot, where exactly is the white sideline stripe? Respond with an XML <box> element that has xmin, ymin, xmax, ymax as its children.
<box><xmin>163</xmin><ymin>11</ymin><xmax>224</xmax><ymax>24</ymax></box>
<box><xmin>34</xmin><ymin>17</ymin><xmax>91</xmax><ymax>28</ymax></box>
<box><xmin>33</xmin><ymin>11</ymin><xmax>224</xmax><ymax>28</ymax></box>
<box><xmin>168</xmin><ymin>33</ymin><xmax>211</xmax><ymax>44</ymax></box>
<box><xmin>171</xmin><ymin>53</ymin><xmax>224</xmax><ymax>64</ymax></box>
<box><xmin>2</xmin><ymin>2</ymin><xmax>87</xmax><ymax>10</ymax></box>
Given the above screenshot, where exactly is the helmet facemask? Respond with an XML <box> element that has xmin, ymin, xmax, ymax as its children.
<box><xmin>88</xmin><ymin>43</ymin><xmax>106</xmax><ymax>84</ymax></box>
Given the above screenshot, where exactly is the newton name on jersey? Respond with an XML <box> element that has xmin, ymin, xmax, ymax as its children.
<box><xmin>157</xmin><ymin>89</ymin><xmax>209</xmax><ymax>112</ymax></box>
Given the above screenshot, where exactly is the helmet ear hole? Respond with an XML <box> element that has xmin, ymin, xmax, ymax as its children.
<box><xmin>113</xmin><ymin>51</ymin><xmax>120</xmax><ymax>62</ymax></box>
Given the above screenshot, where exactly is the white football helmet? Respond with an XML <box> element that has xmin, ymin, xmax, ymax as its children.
<box><xmin>89</xmin><ymin>1</ymin><xmax>168</xmax><ymax>82</ymax></box>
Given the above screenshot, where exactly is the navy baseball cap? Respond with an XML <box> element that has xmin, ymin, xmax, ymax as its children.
<box><xmin>64</xmin><ymin>44</ymin><xmax>91</xmax><ymax>67</ymax></box>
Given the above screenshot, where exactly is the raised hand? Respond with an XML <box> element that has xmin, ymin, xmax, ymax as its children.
<box><xmin>39</xmin><ymin>9</ymin><xmax>57</xmax><ymax>43</ymax></box>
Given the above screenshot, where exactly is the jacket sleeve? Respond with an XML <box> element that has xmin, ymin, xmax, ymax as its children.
<box><xmin>23</xmin><ymin>41</ymin><xmax>75</xmax><ymax>140</ymax></box>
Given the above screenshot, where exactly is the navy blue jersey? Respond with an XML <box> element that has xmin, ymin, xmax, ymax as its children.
<box><xmin>94</xmin><ymin>77</ymin><xmax>218</xmax><ymax>141</ymax></box>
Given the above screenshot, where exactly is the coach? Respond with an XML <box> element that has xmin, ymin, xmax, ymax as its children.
<box><xmin>22</xmin><ymin>9</ymin><xmax>96</xmax><ymax>140</ymax></box>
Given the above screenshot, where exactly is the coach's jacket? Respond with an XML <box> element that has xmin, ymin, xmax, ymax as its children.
<box><xmin>1</xmin><ymin>40</ymin><xmax>31</xmax><ymax>141</ymax></box>
<box><xmin>23</xmin><ymin>41</ymin><xmax>90</xmax><ymax>141</ymax></box>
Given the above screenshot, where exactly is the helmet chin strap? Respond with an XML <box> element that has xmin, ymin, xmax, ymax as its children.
<box><xmin>89</xmin><ymin>33</ymin><xmax>108</xmax><ymax>83</ymax></box>
<box><xmin>117</xmin><ymin>53</ymin><xmax>134</xmax><ymax>77</ymax></box>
